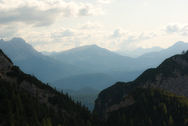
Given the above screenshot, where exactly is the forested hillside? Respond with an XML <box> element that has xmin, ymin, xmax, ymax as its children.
<box><xmin>95</xmin><ymin>50</ymin><xmax>188</xmax><ymax>125</ymax></box>
<box><xmin>105</xmin><ymin>87</ymin><xmax>188</xmax><ymax>126</ymax></box>
<box><xmin>0</xmin><ymin>49</ymin><xmax>102</xmax><ymax>126</ymax></box>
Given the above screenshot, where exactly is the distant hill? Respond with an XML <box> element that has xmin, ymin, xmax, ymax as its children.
<box><xmin>138</xmin><ymin>41</ymin><xmax>188</xmax><ymax>59</ymax></box>
<box><xmin>0</xmin><ymin>49</ymin><xmax>102</xmax><ymax>126</ymax></box>
<box><xmin>41</xmin><ymin>51</ymin><xmax>58</xmax><ymax>56</ymax></box>
<box><xmin>50</xmin><ymin>44</ymin><xmax>134</xmax><ymax>72</ymax></box>
<box><xmin>115</xmin><ymin>46</ymin><xmax>163</xmax><ymax>58</ymax></box>
<box><xmin>134</xmin><ymin>41</ymin><xmax>188</xmax><ymax>70</ymax></box>
<box><xmin>95</xmin><ymin>50</ymin><xmax>188</xmax><ymax>120</ymax></box>
<box><xmin>63</xmin><ymin>87</ymin><xmax>100</xmax><ymax>95</ymax></box>
<box><xmin>49</xmin><ymin>41</ymin><xmax>188</xmax><ymax>82</ymax></box>
<box><xmin>62</xmin><ymin>87</ymin><xmax>100</xmax><ymax>112</ymax></box>
<box><xmin>52</xmin><ymin>73</ymin><xmax>117</xmax><ymax>91</ymax></box>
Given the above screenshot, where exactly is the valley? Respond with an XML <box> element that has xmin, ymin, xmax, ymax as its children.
<box><xmin>1</xmin><ymin>38</ymin><xmax>188</xmax><ymax>111</ymax></box>
<box><xmin>1</xmin><ymin>38</ymin><xmax>188</xmax><ymax>125</ymax></box>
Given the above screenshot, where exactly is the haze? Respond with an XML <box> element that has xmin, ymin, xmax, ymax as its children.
<box><xmin>0</xmin><ymin>0</ymin><xmax>188</xmax><ymax>52</ymax></box>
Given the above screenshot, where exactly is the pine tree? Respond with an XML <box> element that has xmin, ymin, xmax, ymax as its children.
<box><xmin>130</xmin><ymin>119</ymin><xmax>134</xmax><ymax>126</ymax></box>
<box><xmin>117</xmin><ymin>112</ymin><xmax>122</xmax><ymax>126</ymax></box>
<box><xmin>122</xmin><ymin>113</ymin><xmax>127</xmax><ymax>125</ymax></box>
<box><xmin>148</xmin><ymin>119</ymin><xmax>152</xmax><ymax>126</ymax></box>
<box><xmin>169</xmin><ymin>115</ymin><xmax>174</xmax><ymax>126</ymax></box>
<box><xmin>162</xmin><ymin>121</ymin><xmax>166</xmax><ymax>126</ymax></box>
<box><xmin>46</xmin><ymin>118</ymin><xmax>52</xmax><ymax>126</ymax></box>
<box><xmin>42</xmin><ymin>118</ymin><xmax>47</xmax><ymax>126</ymax></box>
<box><xmin>86</xmin><ymin>120</ymin><xmax>91</xmax><ymax>126</ymax></box>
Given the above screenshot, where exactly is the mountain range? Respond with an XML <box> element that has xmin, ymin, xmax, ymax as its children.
<box><xmin>49</xmin><ymin>40</ymin><xmax>188</xmax><ymax>83</ymax></box>
<box><xmin>1</xmin><ymin>38</ymin><xmax>188</xmax><ymax>111</ymax></box>
<box><xmin>1</xmin><ymin>38</ymin><xmax>188</xmax><ymax>88</ymax></box>
<box><xmin>1</xmin><ymin>37</ymin><xmax>188</xmax><ymax>125</ymax></box>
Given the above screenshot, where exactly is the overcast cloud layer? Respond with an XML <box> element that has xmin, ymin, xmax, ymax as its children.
<box><xmin>1</xmin><ymin>0</ymin><xmax>188</xmax><ymax>52</ymax></box>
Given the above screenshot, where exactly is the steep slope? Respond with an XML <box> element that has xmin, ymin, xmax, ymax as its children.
<box><xmin>95</xmin><ymin>50</ymin><xmax>188</xmax><ymax>119</ymax></box>
<box><xmin>0</xmin><ymin>49</ymin><xmax>102</xmax><ymax>126</ymax></box>
<box><xmin>0</xmin><ymin>38</ymin><xmax>90</xmax><ymax>83</ymax></box>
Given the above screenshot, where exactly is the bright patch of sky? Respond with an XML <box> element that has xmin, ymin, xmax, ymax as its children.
<box><xmin>0</xmin><ymin>0</ymin><xmax>188</xmax><ymax>52</ymax></box>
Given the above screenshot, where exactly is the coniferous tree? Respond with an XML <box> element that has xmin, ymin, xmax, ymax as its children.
<box><xmin>86</xmin><ymin>120</ymin><xmax>91</xmax><ymax>126</ymax></box>
<box><xmin>162</xmin><ymin>121</ymin><xmax>166</xmax><ymax>126</ymax></box>
<box><xmin>122</xmin><ymin>113</ymin><xmax>127</xmax><ymax>125</ymax></box>
<box><xmin>169</xmin><ymin>115</ymin><xmax>174</xmax><ymax>126</ymax></box>
<box><xmin>42</xmin><ymin>118</ymin><xmax>46</xmax><ymax>126</ymax></box>
<box><xmin>130</xmin><ymin>119</ymin><xmax>134</xmax><ymax>126</ymax></box>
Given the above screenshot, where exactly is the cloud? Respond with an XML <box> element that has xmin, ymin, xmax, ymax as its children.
<box><xmin>163</xmin><ymin>23</ymin><xmax>188</xmax><ymax>36</ymax></box>
<box><xmin>138</xmin><ymin>31</ymin><xmax>157</xmax><ymax>40</ymax></box>
<box><xmin>52</xmin><ymin>28</ymin><xmax>76</xmax><ymax>37</ymax></box>
<box><xmin>0</xmin><ymin>0</ymin><xmax>105</xmax><ymax>26</ymax></box>
<box><xmin>165</xmin><ymin>24</ymin><xmax>179</xmax><ymax>33</ymax></box>
<box><xmin>180</xmin><ymin>25</ymin><xmax>188</xmax><ymax>36</ymax></box>
<box><xmin>78</xmin><ymin>21</ymin><xmax>103</xmax><ymax>29</ymax></box>
<box><xmin>110</xmin><ymin>28</ymin><xmax>127</xmax><ymax>37</ymax></box>
<box><xmin>109</xmin><ymin>28</ymin><xmax>158</xmax><ymax>50</ymax></box>
<box><xmin>0</xmin><ymin>25</ymin><xmax>18</xmax><ymax>39</ymax></box>
<box><xmin>97</xmin><ymin>0</ymin><xmax>112</xmax><ymax>4</ymax></box>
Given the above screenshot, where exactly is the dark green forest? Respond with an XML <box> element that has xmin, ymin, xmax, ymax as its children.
<box><xmin>0</xmin><ymin>65</ymin><xmax>102</xmax><ymax>126</ymax></box>
<box><xmin>106</xmin><ymin>87</ymin><xmax>188</xmax><ymax>126</ymax></box>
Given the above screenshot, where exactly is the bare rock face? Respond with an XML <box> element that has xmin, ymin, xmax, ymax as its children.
<box><xmin>141</xmin><ymin>57</ymin><xmax>188</xmax><ymax>97</ymax></box>
<box><xmin>142</xmin><ymin>71</ymin><xmax>188</xmax><ymax>97</ymax></box>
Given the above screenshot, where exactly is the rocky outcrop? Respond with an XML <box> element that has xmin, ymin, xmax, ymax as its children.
<box><xmin>141</xmin><ymin>70</ymin><xmax>188</xmax><ymax>97</ymax></box>
<box><xmin>141</xmin><ymin>56</ymin><xmax>188</xmax><ymax>97</ymax></box>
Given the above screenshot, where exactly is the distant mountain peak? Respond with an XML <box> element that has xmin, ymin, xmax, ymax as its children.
<box><xmin>0</xmin><ymin>38</ymin><xmax>4</xmax><ymax>42</ymax></box>
<box><xmin>0</xmin><ymin>37</ymin><xmax>42</xmax><ymax>61</ymax></box>
<box><xmin>169</xmin><ymin>41</ymin><xmax>188</xmax><ymax>48</ymax></box>
<box><xmin>60</xmin><ymin>44</ymin><xmax>103</xmax><ymax>54</ymax></box>
<box><xmin>11</xmin><ymin>37</ymin><xmax>26</xmax><ymax>42</ymax></box>
<box><xmin>167</xmin><ymin>41</ymin><xmax>188</xmax><ymax>52</ymax></box>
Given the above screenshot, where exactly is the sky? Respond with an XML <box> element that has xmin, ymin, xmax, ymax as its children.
<box><xmin>0</xmin><ymin>0</ymin><xmax>188</xmax><ymax>52</ymax></box>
